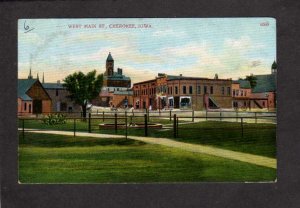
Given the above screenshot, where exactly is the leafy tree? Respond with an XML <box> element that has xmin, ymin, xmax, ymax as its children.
<box><xmin>245</xmin><ymin>74</ymin><xmax>257</xmax><ymax>89</ymax></box>
<box><xmin>63</xmin><ymin>70</ymin><xmax>103</xmax><ymax>118</ymax></box>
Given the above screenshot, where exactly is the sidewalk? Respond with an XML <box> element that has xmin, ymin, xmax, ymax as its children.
<box><xmin>19</xmin><ymin>128</ymin><xmax>276</xmax><ymax>169</ymax></box>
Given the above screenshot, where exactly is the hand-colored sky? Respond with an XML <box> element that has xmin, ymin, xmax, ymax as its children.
<box><xmin>18</xmin><ymin>18</ymin><xmax>276</xmax><ymax>84</ymax></box>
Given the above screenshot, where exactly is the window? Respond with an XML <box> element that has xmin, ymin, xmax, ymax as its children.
<box><xmin>204</xmin><ymin>86</ymin><xmax>207</xmax><ymax>94</ymax></box>
<box><xmin>245</xmin><ymin>91</ymin><xmax>247</xmax><ymax>96</ymax></box>
<box><xmin>227</xmin><ymin>87</ymin><xmax>231</xmax><ymax>95</ymax></box>
<box><xmin>24</xmin><ymin>103</ymin><xmax>27</xmax><ymax>111</ymax></box>
<box><xmin>210</xmin><ymin>86</ymin><xmax>213</xmax><ymax>94</ymax></box>
<box><xmin>222</xmin><ymin>87</ymin><xmax>225</xmax><ymax>95</ymax></box>
<box><xmin>241</xmin><ymin>90</ymin><xmax>243</xmax><ymax>96</ymax></box>
<box><xmin>167</xmin><ymin>87</ymin><xmax>169</xmax><ymax>94</ymax></box>
<box><xmin>56</xmin><ymin>89</ymin><xmax>59</xmax><ymax>96</ymax></box>
<box><xmin>197</xmin><ymin>86</ymin><xmax>201</xmax><ymax>94</ymax></box>
<box><xmin>170</xmin><ymin>87</ymin><xmax>173</xmax><ymax>94</ymax></box>
<box><xmin>183</xmin><ymin>86</ymin><xmax>187</xmax><ymax>94</ymax></box>
<box><xmin>175</xmin><ymin>86</ymin><xmax>178</xmax><ymax>94</ymax></box>
<box><xmin>189</xmin><ymin>86</ymin><xmax>193</xmax><ymax>94</ymax></box>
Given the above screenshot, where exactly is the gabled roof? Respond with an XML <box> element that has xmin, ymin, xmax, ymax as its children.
<box><xmin>233</xmin><ymin>80</ymin><xmax>251</xmax><ymax>89</ymax></box>
<box><xmin>252</xmin><ymin>74</ymin><xmax>276</xmax><ymax>93</ymax></box>
<box><xmin>42</xmin><ymin>83</ymin><xmax>64</xmax><ymax>89</ymax></box>
<box><xmin>18</xmin><ymin>79</ymin><xmax>37</xmax><ymax>101</ymax></box>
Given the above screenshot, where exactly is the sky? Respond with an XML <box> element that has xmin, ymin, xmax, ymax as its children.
<box><xmin>18</xmin><ymin>18</ymin><xmax>276</xmax><ymax>84</ymax></box>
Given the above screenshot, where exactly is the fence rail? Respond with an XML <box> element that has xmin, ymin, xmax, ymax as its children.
<box><xmin>18</xmin><ymin>110</ymin><xmax>276</xmax><ymax>142</ymax></box>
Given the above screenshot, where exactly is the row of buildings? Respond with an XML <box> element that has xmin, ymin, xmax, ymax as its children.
<box><xmin>18</xmin><ymin>53</ymin><xmax>277</xmax><ymax>115</ymax></box>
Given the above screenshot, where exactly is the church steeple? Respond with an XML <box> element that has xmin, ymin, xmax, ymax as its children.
<box><xmin>105</xmin><ymin>52</ymin><xmax>114</xmax><ymax>76</ymax></box>
<box><xmin>271</xmin><ymin>60</ymin><xmax>277</xmax><ymax>74</ymax></box>
<box><xmin>37</xmin><ymin>72</ymin><xmax>39</xmax><ymax>81</ymax></box>
<box><xmin>28</xmin><ymin>68</ymin><xmax>33</xmax><ymax>79</ymax></box>
<box><xmin>42</xmin><ymin>72</ymin><xmax>45</xmax><ymax>83</ymax></box>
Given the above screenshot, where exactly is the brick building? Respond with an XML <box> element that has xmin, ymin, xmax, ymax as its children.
<box><xmin>42</xmin><ymin>80</ymin><xmax>81</xmax><ymax>113</ymax></box>
<box><xmin>18</xmin><ymin>74</ymin><xmax>52</xmax><ymax>116</ymax></box>
<box><xmin>95</xmin><ymin>53</ymin><xmax>133</xmax><ymax>107</ymax></box>
<box><xmin>133</xmin><ymin>73</ymin><xmax>232</xmax><ymax>110</ymax></box>
<box><xmin>232</xmin><ymin>61</ymin><xmax>277</xmax><ymax>110</ymax></box>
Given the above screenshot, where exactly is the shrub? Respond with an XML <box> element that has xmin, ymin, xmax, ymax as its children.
<box><xmin>43</xmin><ymin>113</ymin><xmax>66</xmax><ymax>125</ymax></box>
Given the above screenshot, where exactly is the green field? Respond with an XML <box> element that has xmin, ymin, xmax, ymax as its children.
<box><xmin>19</xmin><ymin>133</ymin><xmax>276</xmax><ymax>183</ymax></box>
<box><xmin>19</xmin><ymin>118</ymin><xmax>276</xmax><ymax>158</ymax></box>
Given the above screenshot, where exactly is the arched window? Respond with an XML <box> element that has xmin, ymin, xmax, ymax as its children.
<box><xmin>24</xmin><ymin>103</ymin><xmax>27</xmax><ymax>111</ymax></box>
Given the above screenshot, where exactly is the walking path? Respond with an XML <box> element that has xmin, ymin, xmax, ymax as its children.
<box><xmin>20</xmin><ymin>128</ymin><xmax>276</xmax><ymax>169</ymax></box>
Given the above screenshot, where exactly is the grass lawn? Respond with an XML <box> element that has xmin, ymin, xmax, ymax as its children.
<box><xmin>20</xmin><ymin>118</ymin><xmax>276</xmax><ymax>158</ymax></box>
<box><xmin>19</xmin><ymin>132</ymin><xmax>276</xmax><ymax>183</ymax></box>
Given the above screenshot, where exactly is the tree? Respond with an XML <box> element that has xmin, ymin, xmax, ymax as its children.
<box><xmin>63</xmin><ymin>70</ymin><xmax>103</xmax><ymax>118</ymax></box>
<box><xmin>245</xmin><ymin>74</ymin><xmax>257</xmax><ymax>89</ymax></box>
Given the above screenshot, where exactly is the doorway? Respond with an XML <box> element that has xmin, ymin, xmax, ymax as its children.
<box><xmin>33</xmin><ymin>99</ymin><xmax>42</xmax><ymax>114</ymax></box>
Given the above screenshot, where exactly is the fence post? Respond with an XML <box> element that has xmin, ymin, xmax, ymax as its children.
<box><xmin>176</xmin><ymin>117</ymin><xmax>179</xmax><ymax>137</ymax></box>
<box><xmin>125</xmin><ymin>111</ymin><xmax>128</xmax><ymax>140</ymax></box>
<box><xmin>102</xmin><ymin>111</ymin><xmax>104</xmax><ymax>122</ymax></box>
<box><xmin>169</xmin><ymin>110</ymin><xmax>172</xmax><ymax>121</ymax></box>
<box><xmin>206</xmin><ymin>110</ymin><xmax>208</xmax><ymax>121</ymax></box>
<box><xmin>255</xmin><ymin>112</ymin><xmax>257</xmax><ymax>124</ymax></box>
<box><xmin>147</xmin><ymin>108</ymin><xmax>150</xmax><ymax>122</ymax></box>
<box><xmin>236</xmin><ymin>110</ymin><xmax>238</xmax><ymax>122</ymax></box>
<box><xmin>220</xmin><ymin>111</ymin><xmax>222</xmax><ymax>121</ymax></box>
<box><xmin>241</xmin><ymin>117</ymin><xmax>244</xmax><ymax>137</ymax></box>
<box><xmin>88</xmin><ymin>113</ymin><xmax>91</xmax><ymax>133</ymax></box>
<box><xmin>73</xmin><ymin>118</ymin><xmax>76</xmax><ymax>137</ymax></box>
<box><xmin>115</xmin><ymin>113</ymin><xmax>117</xmax><ymax>133</ymax></box>
<box><xmin>159</xmin><ymin>108</ymin><xmax>161</xmax><ymax>116</ymax></box>
<box><xmin>22</xmin><ymin>119</ymin><xmax>25</xmax><ymax>140</ymax></box>
<box><xmin>173</xmin><ymin>114</ymin><xmax>177</xmax><ymax>138</ymax></box>
<box><xmin>97</xmin><ymin>109</ymin><xmax>98</xmax><ymax>115</ymax></box>
<box><xmin>192</xmin><ymin>110</ymin><xmax>194</xmax><ymax>122</ymax></box>
<box><xmin>144</xmin><ymin>114</ymin><xmax>148</xmax><ymax>137</ymax></box>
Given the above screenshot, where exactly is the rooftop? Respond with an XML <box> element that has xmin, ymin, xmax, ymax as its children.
<box><xmin>233</xmin><ymin>80</ymin><xmax>251</xmax><ymax>89</ymax></box>
<box><xmin>42</xmin><ymin>83</ymin><xmax>64</xmax><ymax>89</ymax></box>
<box><xmin>18</xmin><ymin>79</ymin><xmax>38</xmax><ymax>101</ymax></box>
<box><xmin>252</xmin><ymin>74</ymin><xmax>276</xmax><ymax>93</ymax></box>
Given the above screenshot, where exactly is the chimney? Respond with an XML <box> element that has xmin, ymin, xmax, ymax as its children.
<box><xmin>117</xmin><ymin>68</ymin><xmax>122</xmax><ymax>75</ymax></box>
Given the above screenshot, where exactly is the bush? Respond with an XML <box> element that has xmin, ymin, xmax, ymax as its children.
<box><xmin>43</xmin><ymin>113</ymin><xmax>66</xmax><ymax>125</ymax></box>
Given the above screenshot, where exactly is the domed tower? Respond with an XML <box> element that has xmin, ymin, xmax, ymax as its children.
<box><xmin>105</xmin><ymin>52</ymin><xmax>114</xmax><ymax>76</ymax></box>
<box><xmin>271</xmin><ymin>60</ymin><xmax>277</xmax><ymax>75</ymax></box>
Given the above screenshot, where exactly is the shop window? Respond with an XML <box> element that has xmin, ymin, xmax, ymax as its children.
<box><xmin>175</xmin><ymin>86</ymin><xmax>178</xmax><ymax>94</ymax></box>
<box><xmin>204</xmin><ymin>86</ymin><xmax>207</xmax><ymax>94</ymax></box>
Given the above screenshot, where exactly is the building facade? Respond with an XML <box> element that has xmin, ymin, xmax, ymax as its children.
<box><xmin>42</xmin><ymin>81</ymin><xmax>81</xmax><ymax>113</ymax></box>
<box><xmin>232</xmin><ymin>61</ymin><xmax>277</xmax><ymax>110</ymax></box>
<box><xmin>95</xmin><ymin>53</ymin><xmax>133</xmax><ymax>107</ymax></box>
<box><xmin>18</xmin><ymin>78</ymin><xmax>52</xmax><ymax>116</ymax></box>
<box><xmin>133</xmin><ymin>73</ymin><xmax>233</xmax><ymax>110</ymax></box>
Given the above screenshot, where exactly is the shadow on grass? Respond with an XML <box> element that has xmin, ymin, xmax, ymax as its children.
<box><xmin>19</xmin><ymin>132</ymin><xmax>146</xmax><ymax>148</ymax></box>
